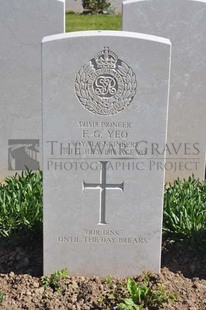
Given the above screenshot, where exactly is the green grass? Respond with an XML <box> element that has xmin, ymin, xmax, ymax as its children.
<box><xmin>65</xmin><ymin>14</ymin><xmax>121</xmax><ymax>32</ymax></box>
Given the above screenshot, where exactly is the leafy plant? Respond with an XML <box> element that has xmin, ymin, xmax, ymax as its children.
<box><xmin>42</xmin><ymin>268</ymin><xmax>69</xmax><ymax>292</ymax></box>
<box><xmin>0</xmin><ymin>291</ymin><xmax>4</xmax><ymax>302</ymax></box>
<box><xmin>82</xmin><ymin>0</ymin><xmax>111</xmax><ymax>13</ymax></box>
<box><xmin>0</xmin><ymin>169</ymin><xmax>43</xmax><ymax>241</ymax></box>
<box><xmin>117</xmin><ymin>277</ymin><xmax>176</xmax><ymax>310</ymax></box>
<box><xmin>104</xmin><ymin>275</ymin><xmax>114</xmax><ymax>288</ymax></box>
<box><xmin>163</xmin><ymin>176</ymin><xmax>206</xmax><ymax>247</ymax></box>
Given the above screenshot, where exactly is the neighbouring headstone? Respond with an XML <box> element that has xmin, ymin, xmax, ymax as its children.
<box><xmin>42</xmin><ymin>31</ymin><xmax>171</xmax><ymax>276</ymax></box>
<box><xmin>122</xmin><ymin>0</ymin><xmax>206</xmax><ymax>182</ymax></box>
<box><xmin>0</xmin><ymin>0</ymin><xmax>65</xmax><ymax>181</ymax></box>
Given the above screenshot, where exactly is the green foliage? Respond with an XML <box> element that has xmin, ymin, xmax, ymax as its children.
<box><xmin>163</xmin><ymin>176</ymin><xmax>206</xmax><ymax>247</ymax></box>
<box><xmin>1</xmin><ymin>167</ymin><xmax>206</xmax><ymax>257</ymax></box>
<box><xmin>65</xmin><ymin>9</ymin><xmax>76</xmax><ymax>15</ymax></box>
<box><xmin>0</xmin><ymin>170</ymin><xmax>43</xmax><ymax>241</ymax></box>
<box><xmin>65</xmin><ymin>14</ymin><xmax>121</xmax><ymax>32</ymax></box>
<box><xmin>117</xmin><ymin>277</ymin><xmax>176</xmax><ymax>310</ymax></box>
<box><xmin>104</xmin><ymin>275</ymin><xmax>114</xmax><ymax>287</ymax></box>
<box><xmin>82</xmin><ymin>0</ymin><xmax>111</xmax><ymax>13</ymax></box>
<box><xmin>42</xmin><ymin>268</ymin><xmax>69</xmax><ymax>292</ymax></box>
<box><xmin>0</xmin><ymin>291</ymin><xmax>4</xmax><ymax>302</ymax></box>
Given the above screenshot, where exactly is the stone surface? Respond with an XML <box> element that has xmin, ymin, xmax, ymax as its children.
<box><xmin>42</xmin><ymin>31</ymin><xmax>171</xmax><ymax>277</ymax></box>
<box><xmin>122</xmin><ymin>0</ymin><xmax>206</xmax><ymax>182</ymax></box>
<box><xmin>0</xmin><ymin>0</ymin><xmax>65</xmax><ymax>180</ymax></box>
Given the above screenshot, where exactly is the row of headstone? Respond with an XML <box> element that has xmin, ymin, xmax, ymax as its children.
<box><xmin>0</xmin><ymin>0</ymin><xmax>205</xmax><ymax>184</ymax></box>
<box><xmin>0</xmin><ymin>0</ymin><xmax>205</xmax><ymax>277</ymax></box>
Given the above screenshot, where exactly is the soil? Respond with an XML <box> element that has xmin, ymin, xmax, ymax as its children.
<box><xmin>0</xmin><ymin>239</ymin><xmax>206</xmax><ymax>310</ymax></box>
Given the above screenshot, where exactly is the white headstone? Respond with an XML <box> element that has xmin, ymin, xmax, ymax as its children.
<box><xmin>123</xmin><ymin>0</ymin><xmax>206</xmax><ymax>182</ymax></box>
<box><xmin>0</xmin><ymin>0</ymin><xmax>65</xmax><ymax>181</ymax></box>
<box><xmin>42</xmin><ymin>31</ymin><xmax>171</xmax><ymax>277</ymax></box>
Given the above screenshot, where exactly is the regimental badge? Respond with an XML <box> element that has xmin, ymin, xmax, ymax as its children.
<box><xmin>75</xmin><ymin>47</ymin><xmax>137</xmax><ymax>116</ymax></box>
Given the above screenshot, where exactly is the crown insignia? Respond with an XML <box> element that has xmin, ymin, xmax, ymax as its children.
<box><xmin>94</xmin><ymin>47</ymin><xmax>118</xmax><ymax>69</ymax></box>
<box><xmin>75</xmin><ymin>47</ymin><xmax>137</xmax><ymax>115</ymax></box>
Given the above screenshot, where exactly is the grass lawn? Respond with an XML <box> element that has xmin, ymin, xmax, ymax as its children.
<box><xmin>65</xmin><ymin>14</ymin><xmax>121</xmax><ymax>32</ymax></box>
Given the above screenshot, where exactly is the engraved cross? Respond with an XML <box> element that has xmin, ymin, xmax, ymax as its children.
<box><xmin>83</xmin><ymin>161</ymin><xmax>124</xmax><ymax>225</ymax></box>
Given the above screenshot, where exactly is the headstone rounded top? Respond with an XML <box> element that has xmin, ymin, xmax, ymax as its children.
<box><xmin>42</xmin><ymin>30</ymin><xmax>171</xmax><ymax>46</ymax></box>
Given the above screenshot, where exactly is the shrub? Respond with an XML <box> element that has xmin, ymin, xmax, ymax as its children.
<box><xmin>82</xmin><ymin>0</ymin><xmax>111</xmax><ymax>13</ymax></box>
<box><xmin>65</xmin><ymin>10</ymin><xmax>76</xmax><ymax>15</ymax></box>
<box><xmin>163</xmin><ymin>176</ymin><xmax>206</xmax><ymax>247</ymax></box>
<box><xmin>0</xmin><ymin>169</ymin><xmax>43</xmax><ymax>241</ymax></box>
